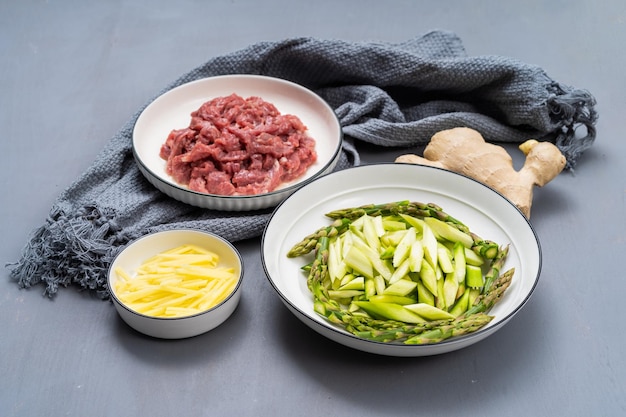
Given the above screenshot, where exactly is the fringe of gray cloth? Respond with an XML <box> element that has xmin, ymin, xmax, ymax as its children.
<box><xmin>7</xmin><ymin>30</ymin><xmax>597</xmax><ymax>299</ymax></box>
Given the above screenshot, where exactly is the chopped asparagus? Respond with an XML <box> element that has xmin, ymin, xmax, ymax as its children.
<box><xmin>421</xmin><ymin>221</ymin><xmax>439</xmax><ymax>270</ymax></box>
<box><xmin>382</xmin><ymin>278</ymin><xmax>417</xmax><ymax>296</ymax></box>
<box><xmin>443</xmin><ymin>272</ymin><xmax>459</xmax><ymax>308</ymax></box>
<box><xmin>287</xmin><ymin>218</ymin><xmax>351</xmax><ymax>257</ymax></box>
<box><xmin>353</xmin><ymin>301</ymin><xmax>426</xmax><ymax>324</ymax></box>
<box><xmin>437</xmin><ymin>244</ymin><xmax>454</xmax><ymax>274</ymax></box>
<box><xmin>416</xmin><ymin>281</ymin><xmax>435</xmax><ymax>306</ymax></box>
<box><xmin>465</xmin><ymin>264</ymin><xmax>484</xmax><ymax>289</ymax></box>
<box><xmin>449</xmin><ymin>287</ymin><xmax>471</xmax><ymax>317</ymax></box>
<box><xmin>368</xmin><ymin>294</ymin><xmax>416</xmax><ymax>305</ymax></box>
<box><xmin>424</xmin><ymin>216</ymin><xmax>474</xmax><ymax>248</ymax></box>
<box><xmin>453</xmin><ymin>242</ymin><xmax>466</xmax><ymax>283</ymax></box>
<box><xmin>290</xmin><ymin>201</ymin><xmax>514</xmax><ymax>345</ymax></box>
<box><xmin>404</xmin><ymin>303</ymin><xmax>455</xmax><ymax>320</ymax></box>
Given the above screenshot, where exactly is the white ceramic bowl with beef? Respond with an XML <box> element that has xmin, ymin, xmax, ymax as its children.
<box><xmin>132</xmin><ymin>74</ymin><xmax>343</xmax><ymax>211</ymax></box>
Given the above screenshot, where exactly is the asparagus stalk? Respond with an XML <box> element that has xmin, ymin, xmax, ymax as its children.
<box><xmin>291</xmin><ymin>200</ymin><xmax>499</xmax><ymax>260</ymax></box>
<box><xmin>471</xmin><ymin>236</ymin><xmax>500</xmax><ymax>260</ymax></box>
<box><xmin>467</xmin><ymin>267</ymin><xmax>515</xmax><ymax>315</ymax></box>
<box><xmin>287</xmin><ymin>218</ymin><xmax>351</xmax><ymax>258</ymax></box>
<box><xmin>325</xmin><ymin>201</ymin><xmax>468</xmax><ymax>231</ymax></box>
<box><xmin>481</xmin><ymin>245</ymin><xmax>510</xmax><ymax>294</ymax></box>
<box><xmin>404</xmin><ymin>312</ymin><xmax>494</xmax><ymax>344</ymax></box>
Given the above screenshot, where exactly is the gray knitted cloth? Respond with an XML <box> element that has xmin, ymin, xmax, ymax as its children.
<box><xmin>8</xmin><ymin>30</ymin><xmax>597</xmax><ymax>299</ymax></box>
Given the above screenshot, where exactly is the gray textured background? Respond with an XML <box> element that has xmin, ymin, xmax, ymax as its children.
<box><xmin>1</xmin><ymin>1</ymin><xmax>624</xmax><ymax>416</ymax></box>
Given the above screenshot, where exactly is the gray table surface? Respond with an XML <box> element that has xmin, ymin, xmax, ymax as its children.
<box><xmin>2</xmin><ymin>1</ymin><xmax>625</xmax><ymax>416</ymax></box>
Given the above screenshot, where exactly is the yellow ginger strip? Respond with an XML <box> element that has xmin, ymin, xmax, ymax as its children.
<box><xmin>176</xmin><ymin>266</ymin><xmax>235</xmax><ymax>280</ymax></box>
<box><xmin>113</xmin><ymin>244</ymin><xmax>237</xmax><ymax>318</ymax></box>
<box><xmin>179</xmin><ymin>244</ymin><xmax>218</xmax><ymax>255</ymax></box>
<box><xmin>128</xmin><ymin>294</ymin><xmax>180</xmax><ymax>312</ymax></box>
<box><xmin>155</xmin><ymin>277</ymin><xmax>184</xmax><ymax>287</ymax></box>
<box><xmin>186</xmin><ymin>280</ymin><xmax>222</xmax><ymax>309</ymax></box>
<box><xmin>159</xmin><ymin>285</ymin><xmax>199</xmax><ymax>296</ymax></box>
<box><xmin>143</xmin><ymin>255</ymin><xmax>218</xmax><ymax>268</ymax></box>
<box><xmin>116</xmin><ymin>285</ymin><xmax>164</xmax><ymax>303</ymax></box>
<box><xmin>176</xmin><ymin>279</ymin><xmax>210</xmax><ymax>289</ymax></box>
<box><xmin>136</xmin><ymin>292</ymin><xmax>202</xmax><ymax>316</ymax></box>
<box><xmin>197</xmin><ymin>279</ymin><xmax>238</xmax><ymax>311</ymax></box>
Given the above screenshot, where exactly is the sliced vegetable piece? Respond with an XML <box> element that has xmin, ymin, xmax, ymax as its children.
<box><xmin>393</xmin><ymin>227</ymin><xmax>416</xmax><ymax>268</ymax></box>
<box><xmin>368</xmin><ymin>294</ymin><xmax>416</xmax><ymax>305</ymax></box>
<box><xmin>389</xmin><ymin>258</ymin><xmax>411</xmax><ymax>284</ymax></box>
<box><xmin>382</xmin><ymin>219</ymin><xmax>407</xmax><ymax>232</ymax></box>
<box><xmin>352</xmin><ymin>236</ymin><xmax>393</xmax><ymax>280</ymax></box>
<box><xmin>363</xmin><ymin>215</ymin><xmax>381</xmax><ymax>252</ymax></box>
<box><xmin>383</xmin><ymin>278</ymin><xmax>417</xmax><ymax>296</ymax></box>
<box><xmin>424</xmin><ymin>216</ymin><xmax>474</xmax><ymax>248</ymax></box>
<box><xmin>339</xmin><ymin>273</ymin><xmax>355</xmax><ymax>287</ymax></box>
<box><xmin>328</xmin><ymin>237</ymin><xmax>346</xmax><ymax>286</ymax></box>
<box><xmin>353</xmin><ymin>301</ymin><xmax>426</xmax><ymax>323</ymax></box>
<box><xmin>436</xmin><ymin>275</ymin><xmax>446</xmax><ymax>310</ymax></box>
<box><xmin>416</xmin><ymin>281</ymin><xmax>435</xmax><ymax>306</ymax></box>
<box><xmin>343</xmin><ymin>246</ymin><xmax>373</xmax><ymax>279</ymax></box>
<box><xmin>464</xmin><ymin>247</ymin><xmax>485</xmax><ymax>266</ymax></box>
<box><xmin>364</xmin><ymin>276</ymin><xmax>376</xmax><ymax>298</ymax></box>
<box><xmin>372</xmin><ymin>215</ymin><xmax>385</xmax><ymax>237</ymax></box>
<box><xmin>449</xmin><ymin>288</ymin><xmax>471</xmax><ymax>317</ymax></box>
<box><xmin>379</xmin><ymin>246</ymin><xmax>395</xmax><ymax>260</ymax></box>
<box><xmin>419</xmin><ymin>259</ymin><xmax>438</xmax><ymax>296</ymax></box>
<box><xmin>399</xmin><ymin>213</ymin><xmax>424</xmax><ymax>232</ymax></box>
<box><xmin>422</xmin><ymin>221</ymin><xmax>438</xmax><ymax>269</ymax></box>
<box><xmin>465</xmin><ymin>264</ymin><xmax>484</xmax><ymax>289</ymax></box>
<box><xmin>443</xmin><ymin>272</ymin><xmax>459</xmax><ymax>308</ymax></box>
<box><xmin>338</xmin><ymin>276</ymin><xmax>365</xmax><ymax>291</ymax></box>
<box><xmin>408</xmin><ymin>239</ymin><xmax>424</xmax><ymax>272</ymax></box>
<box><xmin>328</xmin><ymin>289</ymin><xmax>365</xmax><ymax>300</ymax></box>
<box><xmin>373</xmin><ymin>275</ymin><xmax>386</xmax><ymax>295</ymax></box>
<box><xmin>437</xmin><ymin>244</ymin><xmax>454</xmax><ymax>274</ymax></box>
<box><xmin>404</xmin><ymin>303</ymin><xmax>455</xmax><ymax>320</ymax></box>
<box><xmin>468</xmin><ymin>288</ymin><xmax>481</xmax><ymax>307</ymax></box>
<box><xmin>453</xmin><ymin>242</ymin><xmax>467</xmax><ymax>283</ymax></box>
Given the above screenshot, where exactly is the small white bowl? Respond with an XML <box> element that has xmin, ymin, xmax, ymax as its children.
<box><xmin>132</xmin><ymin>74</ymin><xmax>343</xmax><ymax>211</ymax></box>
<box><xmin>108</xmin><ymin>229</ymin><xmax>244</xmax><ymax>339</ymax></box>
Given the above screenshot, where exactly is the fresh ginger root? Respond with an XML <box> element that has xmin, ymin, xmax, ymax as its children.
<box><xmin>395</xmin><ymin>127</ymin><xmax>566</xmax><ymax>217</ymax></box>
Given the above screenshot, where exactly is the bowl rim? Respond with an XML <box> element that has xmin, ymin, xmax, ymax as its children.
<box><xmin>108</xmin><ymin>228</ymin><xmax>244</xmax><ymax>321</ymax></box>
<box><xmin>131</xmin><ymin>74</ymin><xmax>344</xmax><ymax>202</ymax></box>
<box><xmin>261</xmin><ymin>163</ymin><xmax>542</xmax><ymax>353</ymax></box>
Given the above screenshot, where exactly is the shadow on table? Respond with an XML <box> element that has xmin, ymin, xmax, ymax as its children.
<box><xmin>272</xmin><ymin>295</ymin><xmax>548</xmax><ymax>415</ymax></box>
<box><xmin>109</xmin><ymin>298</ymin><xmax>249</xmax><ymax>368</ymax></box>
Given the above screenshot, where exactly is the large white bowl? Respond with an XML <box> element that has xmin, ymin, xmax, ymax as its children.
<box><xmin>132</xmin><ymin>74</ymin><xmax>343</xmax><ymax>211</ymax></box>
<box><xmin>261</xmin><ymin>163</ymin><xmax>541</xmax><ymax>357</ymax></box>
<box><xmin>108</xmin><ymin>229</ymin><xmax>244</xmax><ymax>339</ymax></box>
